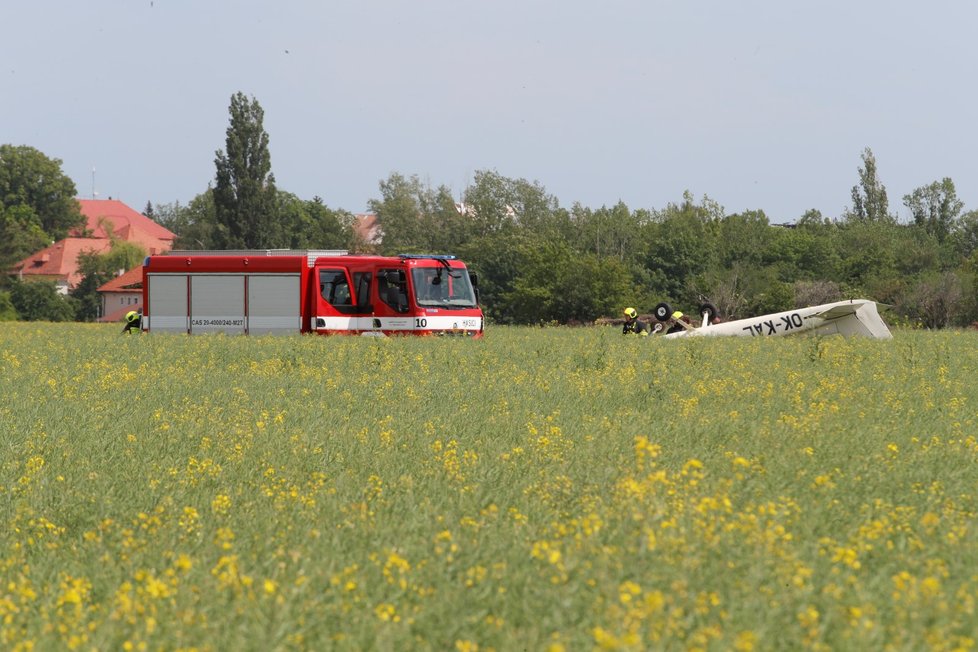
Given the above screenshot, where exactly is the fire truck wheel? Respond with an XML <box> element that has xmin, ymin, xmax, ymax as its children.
<box><xmin>699</xmin><ymin>302</ymin><xmax>718</xmax><ymax>323</ymax></box>
<box><xmin>653</xmin><ymin>302</ymin><xmax>673</xmax><ymax>322</ymax></box>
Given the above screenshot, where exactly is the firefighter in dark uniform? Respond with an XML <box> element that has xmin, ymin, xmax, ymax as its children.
<box><xmin>622</xmin><ymin>307</ymin><xmax>650</xmax><ymax>336</ymax></box>
<box><xmin>122</xmin><ymin>310</ymin><xmax>142</xmax><ymax>334</ymax></box>
<box><xmin>665</xmin><ymin>310</ymin><xmax>689</xmax><ymax>334</ymax></box>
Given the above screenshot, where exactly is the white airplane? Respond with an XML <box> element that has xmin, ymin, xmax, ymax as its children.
<box><xmin>651</xmin><ymin>299</ymin><xmax>892</xmax><ymax>340</ymax></box>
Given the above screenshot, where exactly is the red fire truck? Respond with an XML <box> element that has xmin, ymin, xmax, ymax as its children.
<box><xmin>140</xmin><ymin>250</ymin><xmax>484</xmax><ymax>336</ymax></box>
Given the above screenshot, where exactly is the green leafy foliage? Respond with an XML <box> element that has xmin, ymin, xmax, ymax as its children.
<box><xmin>0</xmin><ymin>203</ymin><xmax>49</xmax><ymax>273</ymax></box>
<box><xmin>501</xmin><ymin>237</ymin><xmax>633</xmax><ymax>324</ymax></box>
<box><xmin>847</xmin><ymin>147</ymin><xmax>892</xmax><ymax>223</ymax></box>
<box><xmin>213</xmin><ymin>93</ymin><xmax>279</xmax><ymax>249</ymax></box>
<box><xmin>0</xmin><ymin>291</ymin><xmax>17</xmax><ymax>320</ymax></box>
<box><xmin>640</xmin><ymin>193</ymin><xmax>721</xmax><ymax>302</ymax></box>
<box><xmin>368</xmin><ymin>173</ymin><xmax>464</xmax><ymax>255</ymax></box>
<box><xmin>6</xmin><ymin>130</ymin><xmax>978</xmax><ymax>327</ymax></box>
<box><xmin>0</xmin><ymin>145</ymin><xmax>84</xmax><ymax>270</ymax></box>
<box><xmin>8</xmin><ymin>280</ymin><xmax>76</xmax><ymax>321</ymax></box>
<box><xmin>150</xmin><ymin>192</ymin><xmax>217</xmax><ymax>250</ymax></box>
<box><xmin>70</xmin><ymin>242</ymin><xmax>148</xmax><ymax>321</ymax></box>
<box><xmin>903</xmin><ymin>178</ymin><xmax>963</xmax><ymax>242</ymax></box>
<box><xmin>0</xmin><ymin>144</ymin><xmax>84</xmax><ymax>237</ymax></box>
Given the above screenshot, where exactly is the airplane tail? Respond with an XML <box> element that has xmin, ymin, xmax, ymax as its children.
<box><xmin>810</xmin><ymin>301</ymin><xmax>892</xmax><ymax>339</ymax></box>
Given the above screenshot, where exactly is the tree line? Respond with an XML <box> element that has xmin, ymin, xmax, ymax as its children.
<box><xmin>3</xmin><ymin>93</ymin><xmax>978</xmax><ymax>327</ymax></box>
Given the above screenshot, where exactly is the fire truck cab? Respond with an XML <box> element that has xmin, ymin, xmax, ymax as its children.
<box><xmin>141</xmin><ymin>250</ymin><xmax>483</xmax><ymax>337</ymax></box>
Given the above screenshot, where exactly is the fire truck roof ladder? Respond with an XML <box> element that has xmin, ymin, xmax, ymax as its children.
<box><xmin>166</xmin><ymin>250</ymin><xmax>349</xmax><ymax>266</ymax></box>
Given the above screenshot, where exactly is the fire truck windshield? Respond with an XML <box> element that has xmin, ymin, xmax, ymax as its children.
<box><xmin>411</xmin><ymin>267</ymin><xmax>478</xmax><ymax>308</ymax></box>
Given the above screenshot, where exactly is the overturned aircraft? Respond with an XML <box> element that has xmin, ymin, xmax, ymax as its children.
<box><xmin>652</xmin><ymin>299</ymin><xmax>892</xmax><ymax>340</ymax></box>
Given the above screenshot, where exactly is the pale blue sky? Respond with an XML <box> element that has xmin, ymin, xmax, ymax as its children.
<box><xmin>3</xmin><ymin>1</ymin><xmax>976</xmax><ymax>221</ymax></box>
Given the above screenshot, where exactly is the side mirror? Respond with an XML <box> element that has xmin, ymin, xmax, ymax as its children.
<box><xmin>385</xmin><ymin>270</ymin><xmax>405</xmax><ymax>284</ymax></box>
<box><xmin>469</xmin><ymin>273</ymin><xmax>478</xmax><ymax>288</ymax></box>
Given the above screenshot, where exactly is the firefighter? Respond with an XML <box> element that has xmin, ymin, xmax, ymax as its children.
<box><xmin>122</xmin><ymin>309</ymin><xmax>142</xmax><ymax>334</ymax></box>
<box><xmin>665</xmin><ymin>310</ymin><xmax>690</xmax><ymax>334</ymax></box>
<box><xmin>622</xmin><ymin>307</ymin><xmax>650</xmax><ymax>336</ymax></box>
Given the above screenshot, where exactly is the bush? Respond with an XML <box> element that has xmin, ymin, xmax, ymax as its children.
<box><xmin>793</xmin><ymin>280</ymin><xmax>842</xmax><ymax>308</ymax></box>
<box><xmin>8</xmin><ymin>280</ymin><xmax>77</xmax><ymax>322</ymax></box>
<box><xmin>0</xmin><ymin>291</ymin><xmax>17</xmax><ymax>321</ymax></box>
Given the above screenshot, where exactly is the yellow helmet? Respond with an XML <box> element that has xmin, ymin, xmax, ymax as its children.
<box><xmin>623</xmin><ymin>307</ymin><xmax>638</xmax><ymax>319</ymax></box>
<box><xmin>671</xmin><ymin>311</ymin><xmax>683</xmax><ymax>320</ymax></box>
<box><xmin>126</xmin><ymin>310</ymin><xmax>139</xmax><ymax>323</ymax></box>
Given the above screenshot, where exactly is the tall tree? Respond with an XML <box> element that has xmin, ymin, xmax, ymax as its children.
<box><xmin>152</xmin><ymin>191</ymin><xmax>217</xmax><ymax>250</ymax></box>
<box><xmin>716</xmin><ymin>210</ymin><xmax>771</xmax><ymax>269</ymax></box>
<box><xmin>765</xmin><ymin>224</ymin><xmax>841</xmax><ymax>281</ymax></box>
<box><xmin>462</xmin><ymin>170</ymin><xmax>562</xmax><ymax>237</ymax></box>
<box><xmin>212</xmin><ymin>93</ymin><xmax>279</xmax><ymax>249</ymax></box>
<box><xmin>641</xmin><ymin>191</ymin><xmax>722</xmax><ymax>301</ymax></box>
<box><xmin>953</xmin><ymin>209</ymin><xmax>978</xmax><ymax>259</ymax></box>
<box><xmin>367</xmin><ymin>174</ymin><xmax>471</xmax><ymax>254</ymax></box>
<box><xmin>0</xmin><ymin>144</ymin><xmax>85</xmax><ymax>270</ymax></box>
<box><xmin>569</xmin><ymin>201</ymin><xmax>644</xmax><ymax>262</ymax></box>
<box><xmin>368</xmin><ymin>173</ymin><xmax>435</xmax><ymax>254</ymax></box>
<box><xmin>426</xmin><ymin>186</ymin><xmax>477</xmax><ymax>253</ymax></box>
<box><xmin>503</xmin><ymin>237</ymin><xmax>633</xmax><ymax>324</ymax></box>
<box><xmin>457</xmin><ymin>230</ymin><xmax>530</xmax><ymax>324</ymax></box>
<box><xmin>903</xmin><ymin>177</ymin><xmax>963</xmax><ymax>242</ymax></box>
<box><xmin>0</xmin><ymin>204</ymin><xmax>49</xmax><ymax>274</ymax></box>
<box><xmin>847</xmin><ymin>147</ymin><xmax>892</xmax><ymax>223</ymax></box>
<box><xmin>797</xmin><ymin>208</ymin><xmax>831</xmax><ymax>228</ymax></box>
<box><xmin>280</xmin><ymin>193</ymin><xmax>352</xmax><ymax>250</ymax></box>
<box><xmin>0</xmin><ymin>144</ymin><xmax>84</xmax><ymax>237</ymax></box>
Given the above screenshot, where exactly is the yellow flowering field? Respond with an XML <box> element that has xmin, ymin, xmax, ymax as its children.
<box><xmin>2</xmin><ymin>322</ymin><xmax>978</xmax><ymax>651</ymax></box>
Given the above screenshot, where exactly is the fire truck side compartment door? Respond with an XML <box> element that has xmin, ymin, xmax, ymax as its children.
<box><xmin>190</xmin><ymin>275</ymin><xmax>245</xmax><ymax>335</ymax></box>
<box><xmin>248</xmin><ymin>274</ymin><xmax>301</xmax><ymax>334</ymax></box>
<box><xmin>147</xmin><ymin>273</ymin><xmax>189</xmax><ymax>333</ymax></box>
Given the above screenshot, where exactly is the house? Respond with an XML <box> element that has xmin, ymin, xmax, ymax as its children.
<box><xmin>10</xmin><ymin>198</ymin><xmax>176</xmax><ymax>294</ymax></box>
<box><xmin>12</xmin><ymin>238</ymin><xmax>115</xmax><ymax>293</ymax></box>
<box><xmin>75</xmin><ymin>198</ymin><xmax>176</xmax><ymax>253</ymax></box>
<box><xmin>96</xmin><ymin>266</ymin><xmax>144</xmax><ymax>323</ymax></box>
<box><xmin>352</xmin><ymin>213</ymin><xmax>382</xmax><ymax>249</ymax></box>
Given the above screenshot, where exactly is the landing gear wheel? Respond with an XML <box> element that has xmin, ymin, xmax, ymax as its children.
<box><xmin>653</xmin><ymin>302</ymin><xmax>673</xmax><ymax>322</ymax></box>
<box><xmin>699</xmin><ymin>302</ymin><xmax>718</xmax><ymax>324</ymax></box>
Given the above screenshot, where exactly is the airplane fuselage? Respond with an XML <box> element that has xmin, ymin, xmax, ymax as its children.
<box><xmin>663</xmin><ymin>300</ymin><xmax>892</xmax><ymax>340</ymax></box>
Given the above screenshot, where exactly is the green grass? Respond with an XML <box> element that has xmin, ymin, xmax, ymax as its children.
<box><xmin>2</xmin><ymin>322</ymin><xmax>978</xmax><ymax>651</ymax></box>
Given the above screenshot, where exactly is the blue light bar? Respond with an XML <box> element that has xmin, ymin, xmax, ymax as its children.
<box><xmin>397</xmin><ymin>254</ymin><xmax>457</xmax><ymax>260</ymax></box>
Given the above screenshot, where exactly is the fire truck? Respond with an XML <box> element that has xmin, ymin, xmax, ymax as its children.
<box><xmin>140</xmin><ymin>250</ymin><xmax>484</xmax><ymax>337</ymax></box>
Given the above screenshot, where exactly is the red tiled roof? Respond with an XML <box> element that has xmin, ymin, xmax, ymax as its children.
<box><xmin>75</xmin><ymin>199</ymin><xmax>176</xmax><ymax>254</ymax></box>
<box><xmin>97</xmin><ymin>266</ymin><xmax>143</xmax><ymax>292</ymax></box>
<box><xmin>12</xmin><ymin>238</ymin><xmax>113</xmax><ymax>286</ymax></box>
<box><xmin>9</xmin><ymin>199</ymin><xmax>176</xmax><ymax>289</ymax></box>
<box><xmin>353</xmin><ymin>213</ymin><xmax>381</xmax><ymax>245</ymax></box>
